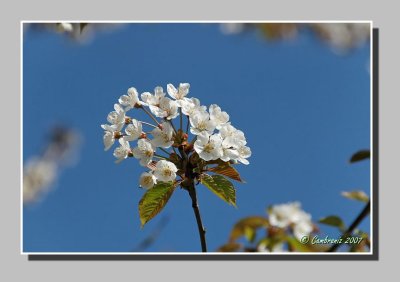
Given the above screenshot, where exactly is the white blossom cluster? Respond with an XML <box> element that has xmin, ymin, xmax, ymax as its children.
<box><xmin>101</xmin><ymin>83</ymin><xmax>251</xmax><ymax>190</ymax></box>
<box><xmin>268</xmin><ymin>202</ymin><xmax>313</xmax><ymax>241</ymax></box>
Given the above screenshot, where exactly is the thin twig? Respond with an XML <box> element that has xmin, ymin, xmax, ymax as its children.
<box><xmin>153</xmin><ymin>153</ymin><xmax>168</xmax><ymax>159</ymax></box>
<box><xmin>186</xmin><ymin>116</ymin><xmax>190</xmax><ymax>134</ymax></box>
<box><xmin>141</xmin><ymin>121</ymin><xmax>158</xmax><ymax>128</ymax></box>
<box><xmin>166</xmin><ymin>118</ymin><xmax>177</xmax><ymax>134</ymax></box>
<box><xmin>179</xmin><ymin>108</ymin><xmax>183</xmax><ymax>132</ymax></box>
<box><xmin>187</xmin><ymin>181</ymin><xmax>207</xmax><ymax>252</ymax></box>
<box><xmin>327</xmin><ymin>200</ymin><xmax>371</xmax><ymax>252</ymax></box>
<box><xmin>179</xmin><ymin>146</ymin><xmax>207</xmax><ymax>252</ymax></box>
<box><xmin>158</xmin><ymin>147</ymin><xmax>171</xmax><ymax>156</ymax></box>
<box><xmin>141</xmin><ymin>107</ymin><xmax>160</xmax><ymax>126</ymax></box>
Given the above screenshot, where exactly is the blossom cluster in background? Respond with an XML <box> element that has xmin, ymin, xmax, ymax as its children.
<box><xmin>220</xmin><ymin>23</ymin><xmax>370</xmax><ymax>54</ymax></box>
<box><xmin>23</xmin><ymin>127</ymin><xmax>81</xmax><ymax>204</ymax></box>
<box><xmin>101</xmin><ymin>83</ymin><xmax>251</xmax><ymax>189</ymax></box>
<box><xmin>268</xmin><ymin>202</ymin><xmax>313</xmax><ymax>241</ymax></box>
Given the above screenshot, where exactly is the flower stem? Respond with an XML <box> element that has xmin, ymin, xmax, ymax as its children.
<box><xmin>141</xmin><ymin>106</ymin><xmax>160</xmax><ymax>126</ymax></box>
<box><xmin>141</xmin><ymin>121</ymin><xmax>158</xmax><ymax>128</ymax></box>
<box><xmin>186</xmin><ymin>116</ymin><xmax>190</xmax><ymax>134</ymax></box>
<box><xmin>327</xmin><ymin>200</ymin><xmax>371</xmax><ymax>252</ymax></box>
<box><xmin>158</xmin><ymin>147</ymin><xmax>171</xmax><ymax>156</ymax></box>
<box><xmin>187</xmin><ymin>182</ymin><xmax>207</xmax><ymax>252</ymax></box>
<box><xmin>190</xmin><ymin>136</ymin><xmax>197</xmax><ymax>146</ymax></box>
<box><xmin>179</xmin><ymin>146</ymin><xmax>207</xmax><ymax>252</ymax></box>
<box><xmin>179</xmin><ymin>108</ymin><xmax>183</xmax><ymax>131</ymax></box>
<box><xmin>166</xmin><ymin>119</ymin><xmax>177</xmax><ymax>134</ymax></box>
<box><xmin>153</xmin><ymin>153</ymin><xmax>168</xmax><ymax>159</ymax></box>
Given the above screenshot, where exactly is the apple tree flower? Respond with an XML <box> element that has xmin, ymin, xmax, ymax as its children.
<box><xmin>101</xmin><ymin>83</ymin><xmax>251</xmax><ymax>252</ymax></box>
<box><xmin>150</xmin><ymin>122</ymin><xmax>174</xmax><ymax>148</ymax></box>
<box><xmin>113</xmin><ymin>138</ymin><xmax>132</xmax><ymax>163</ymax></box>
<box><xmin>269</xmin><ymin>202</ymin><xmax>313</xmax><ymax>240</ymax></box>
<box><xmin>141</xmin><ymin>86</ymin><xmax>165</xmax><ymax>107</ymax></box>
<box><xmin>132</xmin><ymin>139</ymin><xmax>155</xmax><ymax>167</ymax></box>
<box><xmin>181</xmin><ymin>97</ymin><xmax>207</xmax><ymax>116</ymax></box>
<box><xmin>189</xmin><ymin>110</ymin><xmax>216</xmax><ymax>135</ymax></box>
<box><xmin>153</xmin><ymin>160</ymin><xmax>178</xmax><ymax>182</ymax></box>
<box><xmin>119</xmin><ymin>87</ymin><xmax>141</xmax><ymax>111</ymax></box>
<box><xmin>123</xmin><ymin>119</ymin><xmax>142</xmax><ymax>142</ymax></box>
<box><xmin>139</xmin><ymin>172</ymin><xmax>157</xmax><ymax>190</ymax></box>
<box><xmin>194</xmin><ymin>132</ymin><xmax>223</xmax><ymax>161</ymax></box>
<box><xmin>150</xmin><ymin>97</ymin><xmax>179</xmax><ymax>120</ymax></box>
<box><xmin>167</xmin><ymin>83</ymin><xmax>190</xmax><ymax>106</ymax></box>
<box><xmin>209</xmin><ymin>104</ymin><xmax>229</xmax><ymax>129</ymax></box>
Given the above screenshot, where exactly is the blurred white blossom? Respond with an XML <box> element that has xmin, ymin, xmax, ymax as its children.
<box><xmin>269</xmin><ymin>202</ymin><xmax>313</xmax><ymax>241</ymax></box>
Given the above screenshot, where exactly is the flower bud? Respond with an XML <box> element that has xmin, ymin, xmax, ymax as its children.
<box><xmin>113</xmin><ymin>132</ymin><xmax>122</xmax><ymax>139</ymax></box>
<box><xmin>124</xmin><ymin>117</ymin><xmax>132</xmax><ymax>124</ymax></box>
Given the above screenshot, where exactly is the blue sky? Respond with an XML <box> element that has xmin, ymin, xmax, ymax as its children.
<box><xmin>23</xmin><ymin>23</ymin><xmax>371</xmax><ymax>252</ymax></box>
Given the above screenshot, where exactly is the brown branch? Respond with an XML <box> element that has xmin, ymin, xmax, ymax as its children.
<box><xmin>327</xmin><ymin>200</ymin><xmax>371</xmax><ymax>252</ymax></box>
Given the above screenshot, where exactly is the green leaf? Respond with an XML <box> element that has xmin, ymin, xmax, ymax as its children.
<box><xmin>341</xmin><ymin>190</ymin><xmax>369</xmax><ymax>203</ymax></box>
<box><xmin>138</xmin><ymin>181</ymin><xmax>177</xmax><ymax>227</ymax></box>
<box><xmin>244</xmin><ymin>226</ymin><xmax>256</xmax><ymax>243</ymax></box>
<box><xmin>217</xmin><ymin>242</ymin><xmax>242</xmax><ymax>252</ymax></box>
<box><xmin>286</xmin><ymin>236</ymin><xmax>321</xmax><ymax>252</ymax></box>
<box><xmin>229</xmin><ymin>216</ymin><xmax>269</xmax><ymax>242</ymax></box>
<box><xmin>349</xmin><ymin>150</ymin><xmax>370</xmax><ymax>163</ymax></box>
<box><xmin>319</xmin><ymin>215</ymin><xmax>346</xmax><ymax>231</ymax></box>
<box><xmin>201</xmin><ymin>174</ymin><xmax>236</xmax><ymax>207</ymax></box>
<box><xmin>208</xmin><ymin>163</ymin><xmax>244</xmax><ymax>182</ymax></box>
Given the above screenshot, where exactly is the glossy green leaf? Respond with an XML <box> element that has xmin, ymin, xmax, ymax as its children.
<box><xmin>229</xmin><ymin>216</ymin><xmax>269</xmax><ymax>242</ymax></box>
<box><xmin>201</xmin><ymin>174</ymin><xmax>236</xmax><ymax>207</ymax></box>
<box><xmin>139</xmin><ymin>181</ymin><xmax>177</xmax><ymax>227</ymax></box>
<box><xmin>349</xmin><ymin>150</ymin><xmax>370</xmax><ymax>163</ymax></box>
<box><xmin>319</xmin><ymin>215</ymin><xmax>346</xmax><ymax>231</ymax></box>
<box><xmin>341</xmin><ymin>190</ymin><xmax>369</xmax><ymax>203</ymax></box>
<box><xmin>208</xmin><ymin>163</ymin><xmax>244</xmax><ymax>182</ymax></box>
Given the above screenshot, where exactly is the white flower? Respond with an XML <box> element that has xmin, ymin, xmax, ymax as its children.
<box><xmin>181</xmin><ymin>97</ymin><xmax>207</xmax><ymax>116</ymax></box>
<box><xmin>220</xmin><ymin>136</ymin><xmax>240</xmax><ymax>162</ymax></box>
<box><xmin>58</xmin><ymin>22</ymin><xmax>74</xmax><ymax>33</ymax></box>
<box><xmin>150</xmin><ymin>97</ymin><xmax>179</xmax><ymax>120</ymax></box>
<box><xmin>154</xmin><ymin>160</ymin><xmax>178</xmax><ymax>182</ymax></box>
<box><xmin>141</xmin><ymin>86</ymin><xmax>165</xmax><ymax>107</ymax></box>
<box><xmin>209</xmin><ymin>104</ymin><xmax>229</xmax><ymax>129</ymax></box>
<box><xmin>269</xmin><ymin>202</ymin><xmax>313</xmax><ymax>240</ymax></box>
<box><xmin>106</xmin><ymin>103</ymin><xmax>126</xmax><ymax>131</ymax></box>
<box><xmin>269</xmin><ymin>202</ymin><xmax>302</xmax><ymax>228</ymax></box>
<box><xmin>132</xmin><ymin>139</ymin><xmax>155</xmax><ymax>166</ymax></box>
<box><xmin>102</xmin><ymin>130</ymin><xmax>115</xmax><ymax>151</ymax></box>
<box><xmin>150</xmin><ymin>122</ymin><xmax>174</xmax><ymax>148</ymax></box>
<box><xmin>194</xmin><ymin>132</ymin><xmax>223</xmax><ymax>161</ymax></box>
<box><xmin>293</xmin><ymin>216</ymin><xmax>313</xmax><ymax>241</ymax></box>
<box><xmin>139</xmin><ymin>172</ymin><xmax>157</xmax><ymax>189</ymax></box>
<box><xmin>123</xmin><ymin>119</ymin><xmax>142</xmax><ymax>142</ymax></box>
<box><xmin>219</xmin><ymin>123</ymin><xmax>246</xmax><ymax>144</ymax></box>
<box><xmin>236</xmin><ymin>145</ymin><xmax>251</xmax><ymax>165</ymax></box>
<box><xmin>189</xmin><ymin>111</ymin><xmax>216</xmax><ymax>135</ymax></box>
<box><xmin>257</xmin><ymin>242</ymin><xmax>285</xmax><ymax>253</ymax></box>
<box><xmin>113</xmin><ymin>139</ymin><xmax>131</xmax><ymax>163</ymax></box>
<box><xmin>119</xmin><ymin>87</ymin><xmax>141</xmax><ymax>111</ymax></box>
<box><xmin>167</xmin><ymin>83</ymin><xmax>190</xmax><ymax>106</ymax></box>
